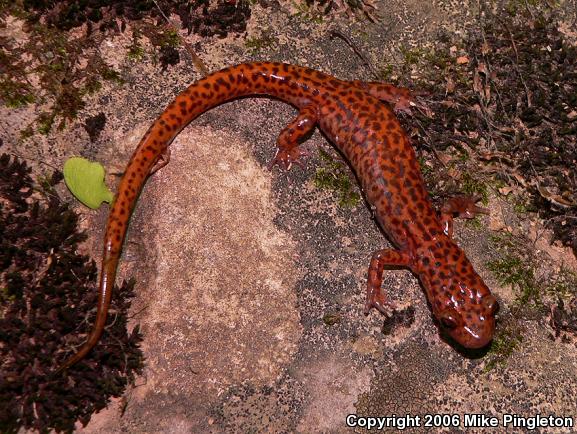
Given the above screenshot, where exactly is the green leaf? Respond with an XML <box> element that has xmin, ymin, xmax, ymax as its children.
<box><xmin>63</xmin><ymin>157</ymin><xmax>114</xmax><ymax>209</ymax></box>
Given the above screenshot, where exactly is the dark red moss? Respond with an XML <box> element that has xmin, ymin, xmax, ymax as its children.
<box><xmin>0</xmin><ymin>151</ymin><xmax>143</xmax><ymax>433</ymax></box>
<box><xmin>381</xmin><ymin>306</ymin><xmax>416</xmax><ymax>336</ymax></box>
<box><xmin>404</xmin><ymin>6</ymin><xmax>577</xmax><ymax>255</ymax></box>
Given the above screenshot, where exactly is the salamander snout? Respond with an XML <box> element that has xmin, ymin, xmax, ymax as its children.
<box><xmin>438</xmin><ymin>294</ymin><xmax>499</xmax><ymax>349</ymax></box>
<box><xmin>415</xmin><ymin>239</ymin><xmax>500</xmax><ymax>349</ymax></box>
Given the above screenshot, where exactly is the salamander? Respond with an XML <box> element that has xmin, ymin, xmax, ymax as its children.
<box><xmin>57</xmin><ymin>62</ymin><xmax>499</xmax><ymax>372</ymax></box>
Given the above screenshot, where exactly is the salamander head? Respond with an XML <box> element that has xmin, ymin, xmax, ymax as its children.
<box><xmin>415</xmin><ymin>238</ymin><xmax>499</xmax><ymax>349</ymax></box>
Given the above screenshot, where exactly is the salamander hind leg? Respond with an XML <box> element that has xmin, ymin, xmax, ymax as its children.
<box><xmin>268</xmin><ymin>104</ymin><xmax>318</xmax><ymax>170</ymax></box>
<box><xmin>150</xmin><ymin>147</ymin><xmax>171</xmax><ymax>175</ymax></box>
<box><xmin>365</xmin><ymin>249</ymin><xmax>411</xmax><ymax>315</ymax></box>
<box><xmin>440</xmin><ymin>195</ymin><xmax>489</xmax><ymax>237</ymax></box>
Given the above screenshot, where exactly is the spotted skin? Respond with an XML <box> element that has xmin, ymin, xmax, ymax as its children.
<box><xmin>57</xmin><ymin>62</ymin><xmax>498</xmax><ymax>372</ymax></box>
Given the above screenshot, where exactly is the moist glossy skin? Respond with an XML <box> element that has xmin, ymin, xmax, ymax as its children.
<box><xmin>57</xmin><ymin>62</ymin><xmax>499</xmax><ymax>371</ymax></box>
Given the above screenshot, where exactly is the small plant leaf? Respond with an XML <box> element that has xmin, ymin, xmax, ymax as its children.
<box><xmin>63</xmin><ymin>157</ymin><xmax>114</xmax><ymax>209</ymax></box>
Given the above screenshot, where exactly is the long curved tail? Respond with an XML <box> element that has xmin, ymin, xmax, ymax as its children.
<box><xmin>55</xmin><ymin>62</ymin><xmax>319</xmax><ymax>372</ymax></box>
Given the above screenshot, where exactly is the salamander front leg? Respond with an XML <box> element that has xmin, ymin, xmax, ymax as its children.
<box><xmin>351</xmin><ymin>81</ymin><xmax>424</xmax><ymax>114</ymax></box>
<box><xmin>268</xmin><ymin>104</ymin><xmax>318</xmax><ymax>170</ymax></box>
<box><xmin>365</xmin><ymin>249</ymin><xmax>411</xmax><ymax>315</ymax></box>
<box><xmin>440</xmin><ymin>195</ymin><xmax>489</xmax><ymax>237</ymax></box>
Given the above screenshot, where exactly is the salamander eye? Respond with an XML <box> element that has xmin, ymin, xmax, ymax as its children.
<box><xmin>482</xmin><ymin>295</ymin><xmax>499</xmax><ymax>314</ymax></box>
<box><xmin>439</xmin><ymin>310</ymin><xmax>459</xmax><ymax>329</ymax></box>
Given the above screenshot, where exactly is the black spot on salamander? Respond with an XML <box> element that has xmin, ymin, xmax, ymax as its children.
<box><xmin>216</xmin><ymin>77</ymin><xmax>230</xmax><ymax>90</ymax></box>
<box><xmin>416</xmin><ymin>221</ymin><xmax>426</xmax><ymax>233</ymax></box>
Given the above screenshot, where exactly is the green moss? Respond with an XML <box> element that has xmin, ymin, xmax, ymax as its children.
<box><xmin>128</xmin><ymin>33</ymin><xmax>146</xmax><ymax>61</ymax></box>
<box><xmin>159</xmin><ymin>28</ymin><xmax>181</xmax><ymax>49</ymax></box>
<box><xmin>0</xmin><ymin>79</ymin><xmax>35</xmax><ymax>108</ymax></box>
<box><xmin>3</xmin><ymin>0</ymin><xmax>251</xmax><ymax>137</ymax></box>
<box><xmin>486</xmin><ymin>233</ymin><xmax>541</xmax><ymax>306</ymax></box>
<box><xmin>456</xmin><ymin>149</ymin><xmax>470</xmax><ymax>162</ymax></box>
<box><xmin>512</xmin><ymin>199</ymin><xmax>529</xmax><ymax>214</ymax></box>
<box><xmin>487</xmin><ymin>253</ymin><xmax>542</xmax><ymax>306</ymax></box>
<box><xmin>546</xmin><ymin>267</ymin><xmax>577</xmax><ymax>299</ymax></box>
<box><xmin>245</xmin><ymin>33</ymin><xmax>276</xmax><ymax>54</ymax></box>
<box><xmin>0</xmin><ymin>8</ymin><xmax>84</xmax><ymax>133</ymax></box>
<box><xmin>314</xmin><ymin>149</ymin><xmax>360</xmax><ymax>208</ymax></box>
<box><xmin>487</xmin><ymin>231</ymin><xmax>576</xmax><ymax>311</ymax></box>
<box><xmin>292</xmin><ymin>1</ymin><xmax>324</xmax><ymax>24</ymax></box>
<box><xmin>378</xmin><ymin>64</ymin><xmax>394</xmax><ymax>81</ymax></box>
<box><xmin>37</xmin><ymin>112</ymin><xmax>55</xmax><ymax>135</ymax></box>
<box><xmin>36</xmin><ymin>174</ymin><xmax>54</xmax><ymax>193</ymax></box>
<box><xmin>465</xmin><ymin>215</ymin><xmax>483</xmax><ymax>229</ymax></box>
<box><xmin>0</xmin><ymin>285</ymin><xmax>17</xmax><ymax>304</ymax></box>
<box><xmin>423</xmin><ymin>48</ymin><xmax>453</xmax><ymax>70</ymax></box>
<box><xmin>83</xmin><ymin>78</ymin><xmax>102</xmax><ymax>95</ymax></box>
<box><xmin>19</xmin><ymin>125</ymin><xmax>34</xmax><ymax>140</ymax></box>
<box><xmin>461</xmin><ymin>173</ymin><xmax>489</xmax><ymax>205</ymax></box>
<box><xmin>417</xmin><ymin>156</ymin><xmax>433</xmax><ymax>178</ymax></box>
<box><xmin>401</xmin><ymin>47</ymin><xmax>428</xmax><ymax>66</ymax></box>
<box><xmin>484</xmin><ymin>319</ymin><xmax>524</xmax><ymax>371</ymax></box>
<box><xmin>0</xmin><ymin>4</ymin><xmax>124</xmax><ymax>135</ymax></box>
<box><xmin>322</xmin><ymin>312</ymin><xmax>341</xmax><ymax>326</ymax></box>
<box><xmin>488</xmin><ymin>232</ymin><xmax>517</xmax><ymax>249</ymax></box>
<box><xmin>505</xmin><ymin>0</ymin><xmax>555</xmax><ymax>16</ymax></box>
<box><xmin>100</xmin><ymin>65</ymin><xmax>124</xmax><ymax>84</ymax></box>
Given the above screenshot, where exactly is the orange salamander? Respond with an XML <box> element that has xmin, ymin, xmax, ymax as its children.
<box><xmin>57</xmin><ymin>62</ymin><xmax>499</xmax><ymax>371</ymax></box>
